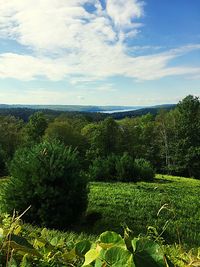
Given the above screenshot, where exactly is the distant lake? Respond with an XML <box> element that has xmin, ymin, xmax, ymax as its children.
<box><xmin>101</xmin><ymin>108</ymin><xmax>138</xmax><ymax>114</ymax></box>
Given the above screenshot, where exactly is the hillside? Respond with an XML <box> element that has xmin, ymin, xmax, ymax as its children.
<box><xmin>0</xmin><ymin>104</ymin><xmax>142</xmax><ymax>113</ymax></box>
<box><xmin>0</xmin><ymin>104</ymin><xmax>176</xmax><ymax>121</ymax></box>
<box><xmin>110</xmin><ymin>104</ymin><xmax>176</xmax><ymax>119</ymax></box>
<box><xmin>0</xmin><ymin>174</ymin><xmax>199</xmax><ymax>266</ymax></box>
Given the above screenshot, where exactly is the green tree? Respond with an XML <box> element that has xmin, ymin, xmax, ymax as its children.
<box><xmin>119</xmin><ymin>114</ymin><xmax>158</xmax><ymax>166</ymax></box>
<box><xmin>175</xmin><ymin>95</ymin><xmax>200</xmax><ymax>178</ymax></box>
<box><xmin>23</xmin><ymin>112</ymin><xmax>48</xmax><ymax>144</ymax></box>
<box><xmin>45</xmin><ymin>120</ymin><xmax>87</xmax><ymax>153</ymax></box>
<box><xmin>1</xmin><ymin>140</ymin><xmax>88</xmax><ymax>229</ymax></box>
<box><xmin>82</xmin><ymin>117</ymin><xmax>123</xmax><ymax>159</ymax></box>
<box><xmin>155</xmin><ymin>109</ymin><xmax>179</xmax><ymax>173</ymax></box>
<box><xmin>0</xmin><ymin>116</ymin><xmax>23</xmax><ymax>175</ymax></box>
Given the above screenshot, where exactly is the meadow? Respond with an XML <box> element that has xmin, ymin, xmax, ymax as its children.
<box><xmin>85</xmin><ymin>175</ymin><xmax>200</xmax><ymax>248</ymax></box>
<box><xmin>1</xmin><ymin>174</ymin><xmax>200</xmax><ymax>266</ymax></box>
<box><xmin>1</xmin><ymin>174</ymin><xmax>199</xmax><ymax>248</ymax></box>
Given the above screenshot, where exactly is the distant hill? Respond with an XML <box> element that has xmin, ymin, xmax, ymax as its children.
<box><xmin>0</xmin><ymin>104</ymin><xmax>142</xmax><ymax>113</ymax></box>
<box><xmin>0</xmin><ymin>107</ymin><xmax>107</xmax><ymax>122</ymax></box>
<box><xmin>110</xmin><ymin>104</ymin><xmax>176</xmax><ymax>119</ymax></box>
<box><xmin>0</xmin><ymin>104</ymin><xmax>176</xmax><ymax>121</ymax></box>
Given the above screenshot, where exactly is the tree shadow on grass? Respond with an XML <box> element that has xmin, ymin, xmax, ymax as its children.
<box><xmin>154</xmin><ymin>178</ymin><xmax>174</xmax><ymax>184</ymax></box>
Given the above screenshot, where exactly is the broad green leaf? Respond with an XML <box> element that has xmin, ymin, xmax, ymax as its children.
<box><xmin>94</xmin><ymin>258</ymin><xmax>104</xmax><ymax>267</ymax></box>
<box><xmin>132</xmin><ymin>238</ymin><xmax>172</xmax><ymax>267</ymax></box>
<box><xmin>6</xmin><ymin>234</ymin><xmax>42</xmax><ymax>258</ymax></box>
<box><xmin>83</xmin><ymin>249</ymin><xmax>99</xmax><ymax>266</ymax></box>
<box><xmin>99</xmin><ymin>231</ymin><xmax>125</xmax><ymax>249</ymax></box>
<box><xmin>63</xmin><ymin>248</ymin><xmax>76</xmax><ymax>262</ymax></box>
<box><xmin>95</xmin><ymin>248</ymin><xmax>107</xmax><ymax>267</ymax></box>
<box><xmin>50</xmin><ymin>236</ymin><xmax>58</xmax><ymax>246</ymax></box>
<box><xmin>7</xmin><ymin>240</ymin><xmax>41</xmax><ymax>257</ymax></box>
<box><xmin>105</xmin><ymin>246</ymin><xmax>135</xmax><ymax>267</ymax></box>
<box><xmin>10</xmin><ymin>234</ymin><xmax>34</xmax><ymax>249</ymax></box>
<box><xmin>75</xmin><ymin>240</ymin><xmax>91</xmax><ymax>256</ymax></box>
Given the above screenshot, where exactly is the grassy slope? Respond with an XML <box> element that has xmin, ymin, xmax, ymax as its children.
<box><xmin>1</xmin><ymin>175</ymin><xmax>199</xmax><ymax>248</ymax></box>
<box><xmin>86</xmin><ymin>175</ymin><xmax>200</xmax><ymax>248</ymax></box>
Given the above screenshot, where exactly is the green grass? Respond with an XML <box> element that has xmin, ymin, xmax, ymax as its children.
<box><xmin>86</xmin><ymin>175</ymin><xmax>200</xmax><ymax>248</ymax></box>
<box><xmin>1</xmin><ymin>175</ymin><xmax>199</xmax><ymax>249</ymax></box>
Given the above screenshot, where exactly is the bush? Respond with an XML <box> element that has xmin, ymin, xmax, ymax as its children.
<box><xmin>89</xmin><ymin>154</ymin><xmax>118</xmax><ymax>181</ymax></box>
<box><xmin>115</xmin><ymin>153</ymin><xmax>135</xmax><ymax>182</ymax></box>
<box><xmin>0</xmin><ymin>140</ymin><xmax>88</xmax><ymax>230</ymax></box>
<box><xmin>89</xmin><ymin>155</ymin><xmax>155</xmax><ymax>182</ymax></box>
<box><xmin>134</xmin><ymin>158</ymin><xmax>155</xmax><ymax>181</ymax></box>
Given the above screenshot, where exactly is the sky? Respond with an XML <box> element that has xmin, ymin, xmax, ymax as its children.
<box><xmin>0</xmin><ymin>0</ymin><xmax>200</xmax><ymax>106</ymax></box>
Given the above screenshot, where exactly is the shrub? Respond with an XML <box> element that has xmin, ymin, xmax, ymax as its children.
<box><xmin>0</xmin><ymin>140</ymin><xmax>88</xmax><ymax>230</ymax></box>
<box><xmin>88</xmin><ymin>158</ymin><xmax>108</xmax><ymax>181</ymax></box>
<box><xmin>89</xmin><ymin>154</ymin><xmax>118</xmax><ymax>181</ymax></box>
<box><xmin>89</xmin><ymin>155</ymin><xmax>155</xmax><ymax>182</ymax></box>
<box><xmin>115</xmin><ymin>153</ymin><xmax>135</xmax><ymax>182</ymax></box>
<box><xmin>134</xmin><ymin>158</ymin><xmax>155</xmax><ymax>181</ymax></box>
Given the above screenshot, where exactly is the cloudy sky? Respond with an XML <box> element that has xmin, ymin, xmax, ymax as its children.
<box><xmin>0</xmin><ymin>0</ymin><xmax>199</xmax><ymax>105</ymax></box>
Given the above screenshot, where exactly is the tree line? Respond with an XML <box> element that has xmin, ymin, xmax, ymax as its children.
<box><xmin>0</xmin><ymin>95</ymin><xmax>199</xmax><ymax>179</ymax></box>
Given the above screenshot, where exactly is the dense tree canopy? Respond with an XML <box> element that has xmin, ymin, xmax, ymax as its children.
<box><xmin>23</xmin><ymin>112</ymin><xmax>48</xmax><ymax>144</ymax></box>
<box><xmin>174</xmin><ymin>95</ymin><xmax>200</xmax><ymax>178</ymax></box>
<box><xmin>0</xmin><ymin>95</ymin><xmax>199</xmax><ymax>179</ymax></box>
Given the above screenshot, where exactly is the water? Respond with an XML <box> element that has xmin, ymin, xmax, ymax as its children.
<box><xmin>101</xmin><ymin>108</ymin><xmax>138</xmax><ymax>114</ymax></box>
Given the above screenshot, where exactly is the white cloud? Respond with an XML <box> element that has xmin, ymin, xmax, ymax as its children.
<box><xmin>106</xmin><ymin>0</ymin><xmax>144</xmax><ymax>27</ymax></box>
<box><xmin>0</xmin><ymin>0</ymin><xmax>199</xmax><ymax>82</ymax></box>
<box><xmin>0</xmin><ymin>53</ymin><xmax>68</xmax><ymax>80</ymax></box>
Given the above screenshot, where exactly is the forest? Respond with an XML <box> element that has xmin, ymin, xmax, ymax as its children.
<box><xmin>0</xmin><ymin>95</ymin><xmax>199</xmax><ymax>179</ymax></box>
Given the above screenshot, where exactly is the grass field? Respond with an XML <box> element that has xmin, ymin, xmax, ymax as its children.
<box><xmin>85</xmin><ymin>175</ymin><xmax>200</xmax><ymax>248</ymax></box>
<box><xmin>0</xmin><ymin>174</ymin><xmax>199</xmax><ymax>249</ymax></box>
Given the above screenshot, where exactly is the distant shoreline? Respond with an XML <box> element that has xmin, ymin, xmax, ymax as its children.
<box><xmin>100</xmin><ymin>108</ymin><xmax>139</xmax><ymax>114</ymax></box>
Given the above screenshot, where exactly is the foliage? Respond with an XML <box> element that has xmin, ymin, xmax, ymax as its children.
<box><xmin>134</xmin><ymin>158</ymin><xmax>155</xmax><ymax>181</ymax></box>
<box><xmin>0</xmin><ymin>140</ymin><xmax>88</xmax><ymax>229</ymax></box>
<box><xmin>0</xmin><ymin>95</ymin><xmax>199</xmax><ymax>180</ymax></box>
<box><xmin>89</xmin><ymin>154</ymin><xmax>154</xmax><ymax>182</ymax></box>
<box><xmin>23</xmin><ymin>112</ymin><xmax>48</xmax><ymax>144</ymax></box>
<box><xmin>45</xmin><ymin>119</ymin><xmax>87</xmax><ymax>156</ymax></box>
<box><xmin>0</xmin><ymin>176</ymin><xmax>199</xmax><ymax>266</ymax></box>
<box><xmin>115</xmin><ymin>153</ymin><xmax>136</xmax><ymax>182</ymax></box>
<box><xmin>0</xmin><ymin>116</ymin><xmax>23</xmax><ymax>175</ymax></box>
<box><xmin>0</xmin><ymin>212</ymin><xmax>188</xmax><ymax>267</ymax></box>
<box><xmin>82</xmin><ymin>117</ymin><xmax>123</xmax><ymax>159</ymax></box>
<box><xmin>0</xmin><ymin>146</ymin><xmax>6</xmax><ymax>176</ymax></box>
<box><xmin>119</xmin><ymin>114</ymin><xmax>158</xmax><ymax>163</ymax></box>
<box><xmin>155</xmin><ymin>109</ymin><xmax>180</xmax><ymax>173</ymax></box>
<box><xmin>88</xmin><ymin>154</ymin><xmax>118</xmax><ymax>181</ymax></box>
<box><xmin>175</xmin><ymin>95</ymin><xmax>200</xmax><ymax>178</ymax></box>
<box><xmin>185</xmin><ymin>146</ymin><xmax>200</xmax><ymax>179</ymax></box>
<box><xmin>0</xmin><ymin>212</ymin><xmax>199</xmax><ymax>267</ymax></box>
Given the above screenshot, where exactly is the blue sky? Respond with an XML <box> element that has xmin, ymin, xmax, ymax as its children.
<box><xmin>0</xmin><ymin>0</ymin><xmax>199</xmax><ymax>106</ymax></box>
